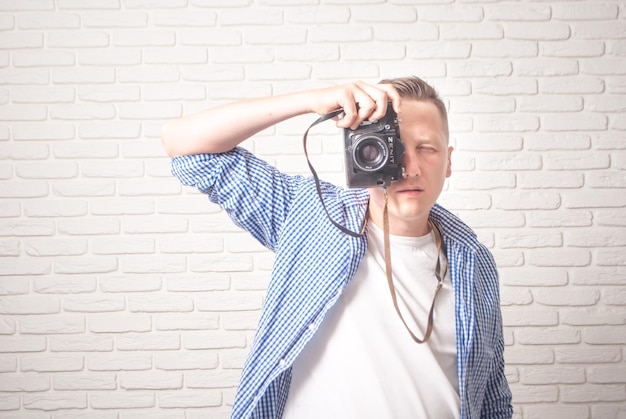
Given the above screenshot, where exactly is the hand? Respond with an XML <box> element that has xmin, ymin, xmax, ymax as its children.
<box><xmin>308</xmin><ymin>81</ymin><xmax>401</xmax><ymax>130</ymax></box>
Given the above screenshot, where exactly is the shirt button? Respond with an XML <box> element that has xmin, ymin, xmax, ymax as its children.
<box><xmin>308</xmin><ymin>323</ymin><xmax>315</xmax><ymax>331</ymax></box>
<box><xmin>279</xmin><ymin>359</ymin><xmax>286</xmax><ymax>368</ymax></box>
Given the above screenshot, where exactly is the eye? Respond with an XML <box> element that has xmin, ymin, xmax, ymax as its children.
<box><xmin>418</xmin><ymin>145</ymin><xmax>437</xmax><ymax>153</ymax></box>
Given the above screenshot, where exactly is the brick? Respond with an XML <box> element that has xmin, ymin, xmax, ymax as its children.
<box><xmin>0</xmin><ymin>104</ymin><xmax>47</xmax><ymax>121</ymax></box>
<box><xmin>82</xmin><ymin>11</ymin><xmax>148</xmax><ymax>27</ymax></box>
<box><xmin>584</xmin><ymin>326</ymin><xmax>626</xmax><ymax>345</ymax></box>
<box><xmin>99</xmin><ymin>274</ymin><xmax>162</xmax><ymax>293</ymax></box>
<box><xmin>0</xmin><ymin>181</ymin><xmax>48</xmax><ymax>198</ymax></box>
<box><xmin>555</xmin><ymin>347</ymin><xmax>622</xmax><ymax>364</ymax></box>
<box><xmin>165</xmin><ymin>273</ymin><xmax>230</xmax><ymax>292</ymax></box>
<box><xmin>541</xmin><ymin>40</ymin><xmax>605</xmax><ymax>58</ymax></box>
<box><xmin>588</xmin><ymin>365</ymin><xmax>626</xmax><ymax>384</ymax></box>
<box><xmin>78</xmin><ymin>49</ymin><xmax>142</xmax><ymax>66</ymax></box>
<box><xmin>129</xmin><ymin>295</ymin><xmax>193</xmax><ymax>313</ymax></box>
<box><xmin>52</xmin><ymin>67</ymin><xmax>116</xmax><ymax>84</ymax></box>
<box><xmin>0</xmin><ymin>296</ymin><xmax>60</xmax><ymax>314</ymax></box>
<box><xmin>115</xmin><ymin>333</ymin><xmax>180</xmax><ymax>351</ymax></box>
<box><xmin>154</xmin><ymin>351</ymin><xmax>219</xmax><ymax>371</ymax></box>
<box><xmin>0</xmin><ymin>219</ymin><xmax>55</xmax><ymax>236</ymax></box>
<box><xmin>57</xmin><ymin>218</ymin><xmax>120</xmax><ymax>235</ymax></box>
<box><xmin>519</xmin><ymin>172</ymin><xmax>585</xmax><ymax>189</ymax></box>
<box><xmin>497</xmin><ymin>231</ymin><xmax>562</xmax><ymax>249</ymax></box>
<box><xmin>0</xmin><ymin>68</ymin><xmax>49</xmax><ymax>84</ymax></box>
<box><xmin>53</xmin><ymin>142</ymin><xmax>118</xmax><ymax>159</ymax></box>
<box><xmin>48</xmin><ymin>30</ymin><xmax>109</xmax><ymax>48</ymax></box>
<box><xmin>485</xmin><ymin>4</ymin><xmax>551</xmax><ymax>21</ymax></box>
<box><xmin>78</xmin><ymin>121</ymin><xmax>141</xmax><ymax>139</ymax></box>
<box><xmin>89</xmin><ymin>314</ymin><xmax>151</xmax><ymax>333</ymax></box>
<box><xmin>18</xmin><ymin>12</ymin><xmax>80</xmax><ymax>28</ymax></box>
<box><xmin>33</xmin><ymin>276</ymin><xmax>97</xmax><ymax>294</ymax></box>
<box><xmin>158</xmin><ymin>390</ymin><xmax>222</xmax><ymax>408</ymax></box>
<box><xmin>21</xmin><ymin>355</ymin><xmax>84</xmax><ymax>372</ymax></box>
<box><xmin>54</xmin><ymin>373</ymin><xmax>116</xmax><ymax>390</ymax></box>
<box><xmin>582</xmin><ymin>57</ymin><xmax>626</xmax><ymax>76</ymax></box>
<box><xmin>54</xmin><ymin>256</ymin><xmax>118</xmax><ymax>274</ymax></box>
<box><xmin>90</xmin><ymin>391</ymin><xmax>155</xmax><ymax>409</ymax></box>
<box><xmin>561</xmin><ymin>307</ymin><xmax>625</xmax><ymax>326</ymax></box>
<box><xmin>0</xmin><ymin>336</ymin><xmax>46</xmax><ymax>353</ymax></box>
<box><xmin>25</xmin><ymin>238</ymin><xmax>88</xmax><ymax>257</ymax></box>
<box><xmin>16</xmin><ymin>161</ymin><xmax>78</xmax><ymax>179</ymax></box>
<box><xmin>156</xmin><ymin>312</ymin><xmax>219</xmax><ymax>332</ymax></box>
<box><xmin>82</xmin><ymin>161</ymin><xmax>144</xmax><ymax>178</ymax></box>
<box><xmin>120</xmin><ymin>371</ymin><xmax>183</xmax><ymax>390</ymax></box>
<box><xmin>603</xmin><ymin>287</ymin><xmax>626</xmax><ymax>306</ymax></box>
<box><xmin>0</xmin><ymin>318</ymin><xmax>16</xmax><ymax>334</ymax></box>
<box><xmin>195</xmin><ymin>292</ymin><xmax>263</xmax><ymax>312</ymax></box>
<box><xmin>473</xmin><ymin>40</ymin><xmax>538</xmax><ymax>59</ymax></box>
<box><xmin>0</xmin><ymin>32</ymin><xmax>43</xmax><ymax>49</ymax></box>
<box><xmin>523</xmin><ymin>405</ymin><xmax>590</xmax><ymax>419</ymax></box>
<box><xmin>185</xmin><ymin>369</ymin><xmax>242</xmax><ymax>389</ymax></box>
<box><xmin>92</xmin><ymin>237</ymin><xmax>155</xmax><ymax>255</ymax></box>
<box><xmin>190</xmin><ymin>255</ymin><xmax>254</xmax><ymax>273</ymax></box>
<box><xmin>245</xmin><ymin>27</ymin><xmax>307</xmax><ymax>45</ymax></box>
<box><xmin>561</xmin><ymin>384</ymin><xmax>625</xmax><ymax>403</ymax></box>
<box><xmin>89</xmin><ymin>198</ymin><xmax>154</xmax><ymax>216</ymax></box>
<box><xmin>12</xmin><ymin>85</ymin><xmax>75</xmax><ymax>103</ymax></box>
<box><xmin>125</xmin><ymin>0</ymin><xmax>186</xmax><ymax>7</ymax></box>
<box><xmin>58</xmin><ymin>0</ymin><xmax>120</xmax><ymax>9</ymax></box>
<box><xmin>53</xmin><ymin>180</ymin><xmax>116</xmax><ymax>197</ymax></box>
<box><xmin>220</xmin><ymin>8</ymin><xmax>283</xmax><ymax>26</ymax></box>
<box><xmin>49</xmin><ymin>335</ymin><xmax>113</xmax><ymax>352</ymax></box>
<box><xmin>112</xmin><ymin>30</ymin><xmax>175</xmax><ymax>47</ymax></box>
<box><xmin>13</xmin><ymin>122</ymin><xmax>75</xmax><ymax>140</ymax></box>
<box><xmin>63</xmin><ymin>295</ymin><xmax>125</xmax><ymax>312</ymax></box>
<box><xmin>0</xmin><ymin>14</ymin><xmax>12</xmax><ymax>30</ymax></box>
<box><xmin>516</xmin><ymin>58</ymin><xmax>579</xmax><ymax>77</ymax></box>
<box><xmin>540</xmin><ymin>76</ymin><xmax>606</xmax><ymax>94</ymax></box>
<box><xmin>494</xmin><ymin>191</ymin><xmax>561</xmax><ymax>210</ymax></box>
<box><xmin>528</xmin><ymin>211</ymin><xmax>592</xmax><ymax>229</ymax></box>
<box><xmin>0</xmin><ymin>239</ymin><xmax>20</xmax><ymax>257</ymax></box>
<box><xmin>23</xmin><ymin>392</ymin><xmax>88</xmax><ymax>410</ymax></box>
<box><xmin>528</xmin><ymin>248</ymin><xmax>592</xmax><ymax>267</ymax></box>
<box><xmin>309</xmin><ymin>25</ymin><xmax>373</xmax><ymax>43</ymax></box>
<box><xmin>520</xmin><ymin>366</ymin><xmax>585</xmax><ymax>384</ymax></box>
<box><xmin>553</xmin><ymin>3</ymin><xmax>619</xmax><ymax>20</ymax></box>
<box><xmin>564</xmin><ymin>190</ymin><xmax>626</xmax><ymax>209</ymax></box>
<box><xmin>86</xmin><ymin>353</ymin><xmax>152</xmax><ymax>371</ymax></box>
<box><xmin>153</xmin><ymin>11</ymin><xmax>217</xmax><ymax>27</ymax></box>
<box><xmin>502</xmin><ymin>307</ymin><xmax>559</xmax><ymax>327</ymax></box>
<box><xmin>122</xmin><ymin>255</ymin><xmax>187</xmax><ymax>274</ymax></box>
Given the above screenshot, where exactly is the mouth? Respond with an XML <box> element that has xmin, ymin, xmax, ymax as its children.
<box><xmin>397</xmin><ymin>185</ymin><xmax>424</xmax><ymax>194</ymax></box>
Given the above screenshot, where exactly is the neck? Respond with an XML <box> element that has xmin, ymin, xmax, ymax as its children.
<box><xmin>367</xmin><ymin>192</ymin><xmax>430</xmax><ymax>237</ymax></box>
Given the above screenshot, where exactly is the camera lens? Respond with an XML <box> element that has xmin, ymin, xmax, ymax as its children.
<box><xmin>352</xmin><ymin>135</ymin><xmax>389</xmax><ymax>172</ymax></box>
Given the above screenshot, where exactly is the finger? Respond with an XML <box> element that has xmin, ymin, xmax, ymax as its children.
<box><xmin>354</xmin><ymin>81</ymin><xmax>395</xmax><ymax>122</ymax></box>
<box><xmin>375</xmin><ymin>83</ymin><xmax>402</xmax><ymax>114</ymax></box>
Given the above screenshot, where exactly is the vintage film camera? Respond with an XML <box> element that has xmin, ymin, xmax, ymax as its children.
<box><xmin>343</xmin><ymin>103</ymin><xmax>405</xmax><ymax>188</ymax></box>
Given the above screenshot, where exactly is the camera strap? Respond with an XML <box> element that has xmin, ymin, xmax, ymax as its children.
<box><xmin>382</xmin><ymin>189</ymin><xmax>446</xmax><ymax>344</ymax></box>
<box><xmin>303</xmin><ymin>109</ymin><xmax>368</xmax><ymax>238</ymax></box>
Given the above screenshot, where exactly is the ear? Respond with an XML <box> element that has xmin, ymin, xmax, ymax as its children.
<box><xmin>446</xmin><ymin>146</ymin><xmax>453</xmax><ymax>178</ymax></box>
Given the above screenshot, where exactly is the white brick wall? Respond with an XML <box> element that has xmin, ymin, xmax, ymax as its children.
<box><xmin>0</xmin><ymin>0</ymin><xmax>624</xmax><ymax>417</ymax></box>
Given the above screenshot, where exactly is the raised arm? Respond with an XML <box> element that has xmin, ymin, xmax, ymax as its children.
<box><xmin>160</xmin><ymin>81</ymin><xmax>401</xmax><ymax>157</ymax></box>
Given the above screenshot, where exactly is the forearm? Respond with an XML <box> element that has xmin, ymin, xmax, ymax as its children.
<box><xmin>161</xmin><ymin>91</ymin><xmax>313</xmax><ymax>157</ymax></box>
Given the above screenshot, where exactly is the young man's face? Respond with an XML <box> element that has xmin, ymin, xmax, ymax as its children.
<box><xmin>368</xmin><ymin>99</ymin><xmax>452</xmax><ymax>237</ymax></box>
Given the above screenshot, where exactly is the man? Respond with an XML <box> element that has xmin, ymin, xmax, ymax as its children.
<box><xmin>162</xmin><ymin>77</ymin><xmax>513</xmax><ymax>418</ymax></box>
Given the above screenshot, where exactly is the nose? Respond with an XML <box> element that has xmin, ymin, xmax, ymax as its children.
<box><xmin>402</xmin><ymin>150</ymin><xmax>421</xmax><ymax>178</ymax></box>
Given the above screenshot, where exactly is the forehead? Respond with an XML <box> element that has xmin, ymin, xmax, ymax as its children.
<box><xmin>398</xmin><ymin>100</ymin><xmax>448</xmax><ymax>145</ymax></box>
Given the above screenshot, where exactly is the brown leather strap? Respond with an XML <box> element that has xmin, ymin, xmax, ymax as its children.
<box><xmin>382</xmin><ymin>189</ymin><xmax>446</xmax><ymax>344</ymax></box>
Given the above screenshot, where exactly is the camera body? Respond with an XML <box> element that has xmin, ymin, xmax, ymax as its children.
<box><xmin>343</xmin><ymin>104</ymin><xmax>405</xmax><ymax>188</ymax></box>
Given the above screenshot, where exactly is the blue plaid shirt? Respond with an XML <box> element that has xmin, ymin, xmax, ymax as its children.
<box><xmin>171</xmin><ymin>147</ymin><xmax>513</xmax><ymax>419</ymax></box>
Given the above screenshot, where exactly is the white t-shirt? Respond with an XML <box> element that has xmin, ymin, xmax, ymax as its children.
<box><xmin>282</xmin><ymin>222</ymin><xmax>460</xmax><ymax>419</ymax></box>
